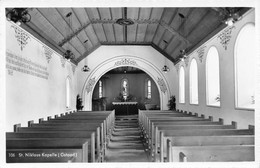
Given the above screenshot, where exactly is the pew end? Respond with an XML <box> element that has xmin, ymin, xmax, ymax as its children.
<box><xmin>179</xmin><ymin>152</ymin><xmax>187</xmax><ymax>162</ymax></box>
<box><xmin>39</xmin><ymin>118</ymin><xmax>44</xmax><ymax>123</ymax></box>
<box><xmin>219</xmin><ymin>118</ymin><xmax>224</xmax><ymax>125</ymax></box>
<box><xmin>209</xmin><ymin>116</ymin><xmax>213</xmax><ymax>121</ymax></box>
<box><xmin>28</xmin><ymin>120</ymin><xmax>34</xmax><ymax>127</ymax></box>
<box><xmin>232</xmin><ymin>121</ymin><xmax>237</xmax><ymax>129</ymax></box>
<box><xmin>13</xmin><ymin>124</ymin><xmax>21</xmax><ymax>132</ymax></box>
<box><xmin>249</xmin><ymin>125</ymin><xmax>254</xmax><ymax>133</ymax></box>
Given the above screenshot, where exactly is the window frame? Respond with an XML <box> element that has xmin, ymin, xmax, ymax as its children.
<box><xmin>189</xmin><ymin>58</ymin><xmax>199</xmax><ymax>105</ymax></box>
<box><xmin>206</xmin><ymin>46</ymin><xmax>221</xmax><ymax>107</ymax></box>
<box><xmin>179</xmin><ymin>66</ymin><xmax>185</xmax><ymax>104</ymax></box>
<box><xmin>234</xmin><ymin>23</ymin><xmax>255</xmax><ymax>110</ymax></box>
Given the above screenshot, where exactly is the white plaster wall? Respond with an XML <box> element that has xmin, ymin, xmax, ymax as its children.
<box><xmin>176</xmin><ymin>9</ymin><xmax>255</xmax><ymax>129</ymax></box>
<box><xmin>5</xmin><ymin>21</ymin><xmax>77</xmax><ymax>131</ymax></box>
<box><xmin>77</xmin><ymin>46</ymin><xmax>177</xmax><ymax>110</ymax></box>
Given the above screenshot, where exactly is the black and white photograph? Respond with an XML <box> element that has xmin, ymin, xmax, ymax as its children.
<box><xmin>0</xmin><ymin>0</ymin><xmax>259</xmax><ymax>168</ymax></box>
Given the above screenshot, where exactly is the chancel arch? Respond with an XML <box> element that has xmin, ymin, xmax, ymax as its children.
<box><xmin>82</xmin><ymin>55</ymin><xmax>171</xmax><ymax>110</ymax></box>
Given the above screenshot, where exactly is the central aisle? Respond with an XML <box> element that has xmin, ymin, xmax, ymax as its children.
<box><xmin>105</xmin><ymin>115</ymin><xmax>150</xmax><ymax>162</ymax></box>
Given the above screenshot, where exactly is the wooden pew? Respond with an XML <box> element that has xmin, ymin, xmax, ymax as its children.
<box><xmin>150</xmin><ymin>122</ymin><xmax>236</xmax><ymax>155</ymax></box>
<box><xmin>15</xmin><ymin>125</ymin><xmax>103</xmax><ymax>162</ymax></box>
<box><xmin>141</xmin><ymin>117</ymin><xmax>212</xmax><ymax>145</ymax></box>
<box><xmin>172</xmin><ymin>145</ymin><xmax>254</xmax><ymax>162</ymax></box>
<box><xmin>139</xmin><ymin>110</ymin><xmax>255</xmax><ymax>162</ymax></box>
<box><xmin>147</xmin><ymin>119</ymin><xmax>223</xmax><ymax>146</ymax></box>
<box><xmin>6</xmin><ymin>138</ymin><xmax>90</xmax><ymax>163</ymax></box>
<box><xmin>158</xmin><ymin>128</ymin><xmax>254</xmax><ymax>162</ymax></box>
<box><xmin>7</xmin><ymin>110</ymin><xmax>115</xmax><ymax>163</ymax></box>
<box><xmin>165</xmin><ymin>135</ymin><xmax>254</xmax><ymax>162</ymax></box>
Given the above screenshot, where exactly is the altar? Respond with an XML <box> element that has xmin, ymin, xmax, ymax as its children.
<box><xmin>112</xmin><ymin>102</ymin><xmax>138</xmax><ymax>115</ymax></box>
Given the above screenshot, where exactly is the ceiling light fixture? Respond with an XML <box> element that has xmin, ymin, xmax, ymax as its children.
<box><xmin>63</xmin><ymin>12</ymin><xmax>75</xmax><ymax>60</ymax></box>
<box><xmin>82</xmin><ymin>65</ymin><xmax>90</xmax><ymax>72</ymax></box>
<box><xmin>178</xmin><ymin>13</ymin><xmax>188</xmax><ymax>62</ymax></box>
<box><xmin>162</xmin><ymin>56</ymin><xmax>170</xmax><ymax>73</ymax></box>
<box><xmin>82</xmin><ymin>56</ymin><xmax>90</xmax><ymax>72</ymax></box>
<box><xmin>6</xmin><ymin>8</ymin><xmax>31</xmax><ymax>25</ymax></box>
<box><xmin>162</xmin><ymin>65</ymin><xmax>170</xmax><ymax>73</ymax></box>
<box><xmin>116</xmin><ymin>7</ymin><xmax>134</xmax><ymax>26</ymax></box>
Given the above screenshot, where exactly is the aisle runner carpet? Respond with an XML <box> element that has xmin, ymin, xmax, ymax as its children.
<box><xmin>105</xmin><ymin>115</ymin><xmax>150</xmax><ymax>162</ymax></box>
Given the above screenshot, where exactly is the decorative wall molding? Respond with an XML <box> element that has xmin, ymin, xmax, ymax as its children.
<box><xmin>114</xmin><ymin>58</ymin><xmax>138</xmax><ymax>67</ymax></box>
<box><xmin>157</xmin><ymin>77</ymin><xmax>167</xmax><ymax>94</ymax></box>
<box><xmin>60</xmin><ymin>57</ymin><xmax>66</xmax><ymax>68</ymax></box>
<box><xmin>217</xmin><ymin>26</ymin><xmax>236</xmax><ymax>50</ymax></box>
<box><xmin>42</xmin><ymin>45</ymin><xmax>53</xmax><ymax>63</ymax></box>
<box><xmin>86</xmin><ymin>77</ymin><xmax>96</xmax><ymax>94</ymax></box>
<box><xmin>11</xmin><ymin>25</ymin><xmax>31</xmax><ymax>51</ymax></box>
<box><xmin>197</xmin><ymin>46</ymin><xmax>207</xmax><ymax>63</ymax></box>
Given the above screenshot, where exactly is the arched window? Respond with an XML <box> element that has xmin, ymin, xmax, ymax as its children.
<box><xmin>66</xmin><ymin>77</ymin><xmax>71</xmax><ymax>108</ymax></box>
<box><xmin>190</xmin><ymin>59</ymin><xmax>198</xmax><ymax>104</ymax></box>
<box><xmin>98</xmin><ymin>80</ymin><xmax>103</xmax><ymax>98</ymax></box>
<box><xmin>146</xmin><ymin>79</ymin><xmax>152</xmax><ymax>99</ymax></box>
<box><xmin>206</xmin><ymin>46</ymin><xmax>220</xmax><ymax>106</ymax></box>
<box><xmin>179</xmin><ymin>66</ymin><xmax>185</xmax><ymax>103</ymax></box>
<box><xmin>121</xmin><ymin>78</ymin><xmax>129</xmax><ymax>101</ymax></box>
<box><xmin>235</xmin><ymin>23</ymin><xmax>255</xmax><ymax>109</ymax></box>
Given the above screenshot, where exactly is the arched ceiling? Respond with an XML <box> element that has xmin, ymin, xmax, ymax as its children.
<box><xmin>6</xmin><ymin>7</ymin><xmax>250</xmax><ymax>65</ymax></box>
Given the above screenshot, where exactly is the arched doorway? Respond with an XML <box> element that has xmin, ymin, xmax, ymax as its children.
<box><xmin>82</xmin><ymin>55</ymin><xmax>171</xmax><ymax>111</ymax></box>
<box><xmin>91</xmin><ymin>66</ymin><xmax>161</xmax><ymax>114</ymax></box>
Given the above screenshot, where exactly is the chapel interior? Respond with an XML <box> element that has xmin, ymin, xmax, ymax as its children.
<box><xmin>4</xmin><ymin>6</ymin><xmax>257</xmax><ymax>164</ymax></box>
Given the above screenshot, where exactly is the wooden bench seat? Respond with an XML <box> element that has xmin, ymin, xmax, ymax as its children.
<box><xmin>162</xmin><ymin>135</ymin><xmax>254</xmax><ymax>162</ymax></box>
<box><xmin>172</xmin><ymin>145</ymin><xmax>254</xmax><ymax>162</ymax></box>
<box><xmin>150</xmin><ymin>123</ymin><xmax>236</xmax><ymax>153</ymax></box>
<box><xmin>156</xmin><ymin>128</ymin><xmax>254</xmax><ymax>162</ymax></box>
<box><xmin>141</xmin><ymin>117</ymin><xmax>212</xmax><ymax>142</ymax></box>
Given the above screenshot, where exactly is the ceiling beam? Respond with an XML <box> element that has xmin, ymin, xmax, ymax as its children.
<box><xmin>70</xmin><ymin>8</ymin><xmax>89</xmax><ymax>51</ymax></box>
<box><xmin>164</xmin><ymin>34</ymin><xmax>175</xmax><ymax>51</ymax></box>
<box><xmin>160</xmin><ymin>20</ymin><xmax>191</xmax><ymax>46</ymax></box>
<box><xmin>186</xmin><ymin>9</ymin><xmax>211</xmax><ymax>38</ymax></box>
<box><xmin>170</xmin><ymin>40</ymin><xmax>182</xmax><ymax>56</ymax></box>
<box><xmin>177</xmin><ymin>8</ymin><xmax>195</xmax><ymax>37</ymax></box>
<box><xmin>58</xmin><ymin>21</ymin><xmax>92</xmax><ymax>47</ymax></box>
<box><xmin>151</xmin><ymin>43</ymin><xmax>175</xmax><ymax>63</ymax></box>
<box><xmin>157</xmin><ymin>29</ymin><xmax>167</xmax><ymax>46</ymax></box>
<box><xmin>59</xmin><ymin>17</ymin><xmax>191</xmax><ymax>47</ymax></box>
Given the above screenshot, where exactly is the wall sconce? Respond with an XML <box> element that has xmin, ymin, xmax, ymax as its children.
<box><xmin>82</xmin><ymin>56</ymin><xmax>90</xmax><ymax>72</ymax></box>
<box><xmin>6</xmin><ymin>8</ymin><xmax>31</xmax><ymax>25</ymax></box>
<box><xmin>82</xmin><ymin>65</ymin><xmax>90</xmax><ymax>72</ymax></box>
<box><xmin>162</xmin><ymin>65</ymin><xmax>170</xmax><ymax>73</ymax></box>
